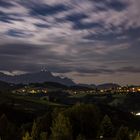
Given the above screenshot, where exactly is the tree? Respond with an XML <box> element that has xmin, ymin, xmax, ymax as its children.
<box><xmin>98</xmin><ymin>115</ymin><xmax>114</xmax><ymax>138</ymax></box>
<box><xmin>0</xmin><ymin>114</ymin><xmax>17</xmax><ymax>139</ymax></box>
<box><xmin>31</xmin><ymin>121</ymin><xmax>38</xmax><ymax>140</ymax></box>
<box><xmin>22</xmin><ymin>131</ymin><xmax>32</xmax><ymax>140</ymax></box>
<box><xmin>0</xmin><ymin>114</ymin><xmax>9</xmax><ymax>138</ymax></box>
<box><xmin>20</xmin><ymin>123</ymin><xmax>32</xmax><ymax>140</ymax></box>
<box><xmin>40</xmin><ymin>132</ymin><xmax>48</xmax><ymax>140</ymax></box>
<box><xmin>31</xmin><ymin>112</ymin><xmax>52</xmax><ymax>140</ymax></box>
<box><xmin>64</xmin><ymin>104</ymin><xmax>101</xmax><ymax>139</ymax></box>
<box><xmin>36</xmin><ymin>112</ymin><xmax>52</xmax><ymax>136</ymax></box>
<box><xmin>116</xmin><ymin>126</ymin><xmax>130</xmax><ymax>140</ymax></box>
<box><xmin>134</xmin><ymin>132</ymin><xmax>140</xmax><ymax>140</ymax></box>
<box><xmin>129</xmin><ymin>130</ymin><xmax>137</xmax><ymax>140</ymax></box>
<box><xmin>76</xmin><ymin>134</ymin><xmax>86</xmax><ymax>140</ymax></box>
<box><xmin>51</xmin><ymin>113</ymin><xmax>73</xmax><ymax>140</ymax></box>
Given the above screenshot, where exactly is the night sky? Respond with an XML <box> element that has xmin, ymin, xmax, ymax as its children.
<box><xmin>0</xmin><ymin>0</ymin><xmax>140</xmax><ymax>85</ymax></box>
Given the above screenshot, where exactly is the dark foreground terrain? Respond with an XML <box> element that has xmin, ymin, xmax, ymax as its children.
<box><xmin>0</xmin><ymin>82</ymin><xmax>140</xmax><ymax>140</ymax></box>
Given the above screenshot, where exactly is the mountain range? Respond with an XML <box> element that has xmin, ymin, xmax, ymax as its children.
<box><xmin>0</xmin><ymin>71</ymin><xmax>122</xmax><ymax>89</ymax></box>
<box><xmin>0</xmin><ymin>71</ymin><xmax>75</xmax><ymax>86</ymax></box>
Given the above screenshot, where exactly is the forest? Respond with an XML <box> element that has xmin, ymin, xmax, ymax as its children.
<box><xmin>0</xmin><ymin>103</ymin><xmax>140</xmax><ymax>140</ymax></box>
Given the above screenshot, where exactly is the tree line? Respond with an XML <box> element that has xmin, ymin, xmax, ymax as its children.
<box><xmin>0</xmin><ymin>104</ymin><xmax>140</xmax><ymax>140</ymax></box>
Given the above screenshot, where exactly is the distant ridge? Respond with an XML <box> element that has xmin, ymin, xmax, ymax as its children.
<box><xmin>97</xmin><ymin>83</ymin><xmax>120</xmax><ymax>89</ymax></box>
<box><xmin>75</xmin><ymin>83</ymin><xmax>120</xmax><ymax>89</ymax></box>
<box><xmin>0</xmin><ymin>71</ymin><xmax>75</xmax><ymax>86</ymax></box>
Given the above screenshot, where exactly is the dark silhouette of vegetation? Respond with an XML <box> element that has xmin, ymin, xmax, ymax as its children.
<box><xmin>0</xmin><ymin>103</ymin><xmax>140</xmax><ymax>140</ymax></box>
<box><xmin>51</xmin><ymin>113</ymin><xmax>73</xmax><ymax>140</ymax></box>
<box><xmin>98</xmin><ymin>115</ymin><xmax>114</xmax><ymax>138</ymax></box>
<box><xmin>116</xmin><ymin>126</ymin><xmax>130</xmax><ymax>140</ymax></box>
<box><xmin>0</xmin><ymin>81</ymin><xmax>140</xmax><ymax>140</ymax></box>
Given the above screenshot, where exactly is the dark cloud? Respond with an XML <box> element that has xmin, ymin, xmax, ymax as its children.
<box><xmin>92</xmin><ymin>0</ymin><xmax>128</xmax><ymax>11</ymax></box>
<box><xmin>0</xmin><ymin>11</ymin><xmax>13</xmax><ymax>23</ymax></box>
<box><xmin>43</xmin><ymin>66</ymin><xmax>140</xmax><ymax>76</ymax></box>
<box><xmin>0</xmin><ymin>43</ymin><xmax>43</xmax><ymax>56</ymax></box>
<box><xmin>83</xmin><ymin>67</ymin><xmax>140</xmax><ymax>74</ymax></box>
<box><xmin>0</xmin><ymin>0</ymin><xmax>15</xmax><ymax>8</ymax></box>
<box><xmin>74</xmin><ymin>68</ymin><xmax>115</xmax><ymax>75</ymax></box>
<box><xmin>73</xmin><ymin>22</ymin><xmax>102</xmax><ymax>30</ymax></box>
<box><xmin>34</xmin><ymin>23</ymin><xmax>50</xmax><ymax>28</ymax></box>
<box><xmin>29</xmin><ymin>3</ymin><xmax>69</xmax><ymax>16</ymax></box>
<box><xmin>84</xmin><ymin>26</ymin><xmax>140</xmax><ymax>46</ymax></box>
<box><xmin>118</xmin><ymin>67</ymin><xmax>140</xmax><ymax>73</ymax></box>
<box><xmin>124</xmin><ymin>27</ymin><xmax>140</xmax><ymax>40</ymax></box>
<box><xmin>106</xmin><ymin>1</ymin><xmax>128</xmax><ymax>11</ymax></box>
<box><xmin>63</xmin><ymin>12</ymin><xmax>102</xmax><ymax>30</ymax></box>
<box><xmin>65</xmin><ymin>13</ymin><xmax>88</xmax><ymax>22</ymax></box>
<box><xmin>6</xmin><ymin>29</ymin><xmax>29</xmax><ymax>38</ymax></box>
<box><xmin>0</xmin><ymin>11</ymin><xmax>24</xmax><ymax>23</ymax></box>
<box><xmin>0</xmin><ymin>43</ymin><xmax>44</xmax><ymax>72</ymax></box>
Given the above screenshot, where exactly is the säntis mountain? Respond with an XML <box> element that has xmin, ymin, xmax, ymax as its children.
<box><xmin>0</xmin><ymin>71</ymin><xmax>75</xmax><ymax>86</ymax></box>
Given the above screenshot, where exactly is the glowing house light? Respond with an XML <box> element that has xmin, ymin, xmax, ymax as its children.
<box><xmin>136</xmin><ymin>113</ymin><xmax>140</xmax><ymax>116</ymax></box>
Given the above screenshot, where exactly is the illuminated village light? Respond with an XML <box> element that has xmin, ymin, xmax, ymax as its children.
<box><xmin>136</xmin><ymin>113</ymin><xmax>140</xmax><ymax>116</ymax></box>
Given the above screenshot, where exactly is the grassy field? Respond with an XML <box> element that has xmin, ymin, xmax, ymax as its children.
<box><xmin>0</xmin><ymin>92</ymin><xmax>68</xmax><ymax>115</ymax></box>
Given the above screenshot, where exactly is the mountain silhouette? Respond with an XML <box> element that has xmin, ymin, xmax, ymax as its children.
<box><xmin>0</xmin><ymin>71</ymin><xmax>75</xmax><ymax>86</ymax></box>
<box><xmin>97</xmin><ymin>83</ymin><xmax>120</xmax><ymax>89</ymax></box>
